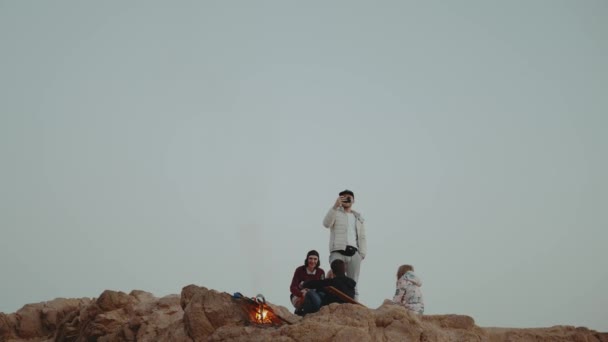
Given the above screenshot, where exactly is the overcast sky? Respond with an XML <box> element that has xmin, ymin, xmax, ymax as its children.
<box><xmin>1</xmin><ymin>0</ymin><xmax>607</xmax><ymax>332</ymax></box>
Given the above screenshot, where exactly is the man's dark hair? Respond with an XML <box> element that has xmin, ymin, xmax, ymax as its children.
<box><xmin>339</xmin><ymin>189</ymin><xmax>355</xmax><ymax>198</ymax></box>
<box><xmin>330</xmin><ymin>259</ymin><xmax>346</xmax><ymax>276</ymax></box>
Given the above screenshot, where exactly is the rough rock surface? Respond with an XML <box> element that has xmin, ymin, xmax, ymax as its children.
<box><xmin>1</xmin><ymin>285</ymin><xmax>606</xmax><ymax>341</ymax></box>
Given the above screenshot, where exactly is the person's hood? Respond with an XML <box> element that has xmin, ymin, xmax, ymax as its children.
<box><xmin>403</xmin><ymin>271</ymin><xmax>422</xmax><ymax>286</ymax></box>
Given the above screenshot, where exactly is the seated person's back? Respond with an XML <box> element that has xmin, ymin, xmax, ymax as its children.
<box><xmin>392</xmin><ymin>264</ymin><xmax>424</xmax><ymax>314</ymax></box>
<box><xmin>303</xmin><ymin>259</ymin><xmax>356</xmax><ymax>304</ymax></box>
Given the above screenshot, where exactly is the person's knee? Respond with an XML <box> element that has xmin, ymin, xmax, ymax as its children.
<box><xmin>303</xmin><ymin>291</ymin><xmax>322</xmax><ymax>314</ymax></box>
<box><xmin>308</xmin><ymin>291</ymin><xmax>321</xmax><ymax>304</ymax></box>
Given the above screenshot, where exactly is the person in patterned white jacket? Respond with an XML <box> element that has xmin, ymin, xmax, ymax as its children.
<box><xmin>392</xmin><ymin>264</ymin><xmax>424</xmax><ymax>314</ymax></box>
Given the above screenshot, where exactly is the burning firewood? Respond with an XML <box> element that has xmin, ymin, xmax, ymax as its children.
<box><xmin>231</xmin><ymin>292</ymin><xmax>290</xmax><ymax>326</ymax></box>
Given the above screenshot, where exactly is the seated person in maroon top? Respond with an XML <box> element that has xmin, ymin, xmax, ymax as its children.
<box><xmin>289</xmin><ymin>250</ymin><xmax>325</xmax><ymax>313</ymax></box>
<box><xmin>301</xmin><ymin>259</ymin><xmax>356</xmax><ymax>313</ymax></box>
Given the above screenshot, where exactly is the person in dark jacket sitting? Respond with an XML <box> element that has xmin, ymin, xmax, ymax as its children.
<box><xmin>300</xmin><ymin>259</ymin><xmax>356</xmax><ymax>314</ymax></box>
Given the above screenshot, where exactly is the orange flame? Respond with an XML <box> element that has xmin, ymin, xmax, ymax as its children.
<box><xmin>242</xmin><ymin>299</ymin><xmax>281</xmax><ymax>325</ymax></box>
<box><xmin>255</xmin><ymin>308</ymin><xmax>270</xmax><ymax>323</ymax></box>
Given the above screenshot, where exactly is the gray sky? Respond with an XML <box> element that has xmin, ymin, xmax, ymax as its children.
<box><xmin>1</xmin><ymin>0</ymin><xmax>607</xmax><ymax>332</ymax></box>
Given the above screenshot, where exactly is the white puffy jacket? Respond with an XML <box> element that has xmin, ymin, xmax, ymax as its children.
<box><xmin>322</xmin><ymin>207</ymin><xmax>367</xmax><ymax>259</ymax></box>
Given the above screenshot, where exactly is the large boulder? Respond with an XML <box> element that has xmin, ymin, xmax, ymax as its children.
<box><xmin>0</xmin><ymin>298</ymin><xmax>91</xmax><ymax>341</ymax></box>
<box><xmin>53</xmin><ymin>290</ymin><xmax>188</xmax><ymax>342</ymax></box>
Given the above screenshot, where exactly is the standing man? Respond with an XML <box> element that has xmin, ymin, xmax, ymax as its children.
<box><xmin>323</xmin><ymin>189</ymin><xmax>367</xmax><ymax>299</ymax></box>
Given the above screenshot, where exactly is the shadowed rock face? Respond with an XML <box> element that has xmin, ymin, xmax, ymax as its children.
<box><xmin>1</xmin><ymin>285</ymin><xmax>606</xmax><ymax>342</ymax></box>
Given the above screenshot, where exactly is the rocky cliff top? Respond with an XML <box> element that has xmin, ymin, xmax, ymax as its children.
<box><xmin>1</xmin><ymin>285</ymin><xmax>606</xmax><ymax>342</ymax></box>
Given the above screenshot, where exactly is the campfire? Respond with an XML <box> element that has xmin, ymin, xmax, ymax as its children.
<box><xmin>235</xmin><ymin>293</ymin><xmax>286</xmax><ymax>326</ymax></box>
<box><xmin>253</xmin><ymin>306</ymin><xmax>272</xmax><ymax>324</ymax></box>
